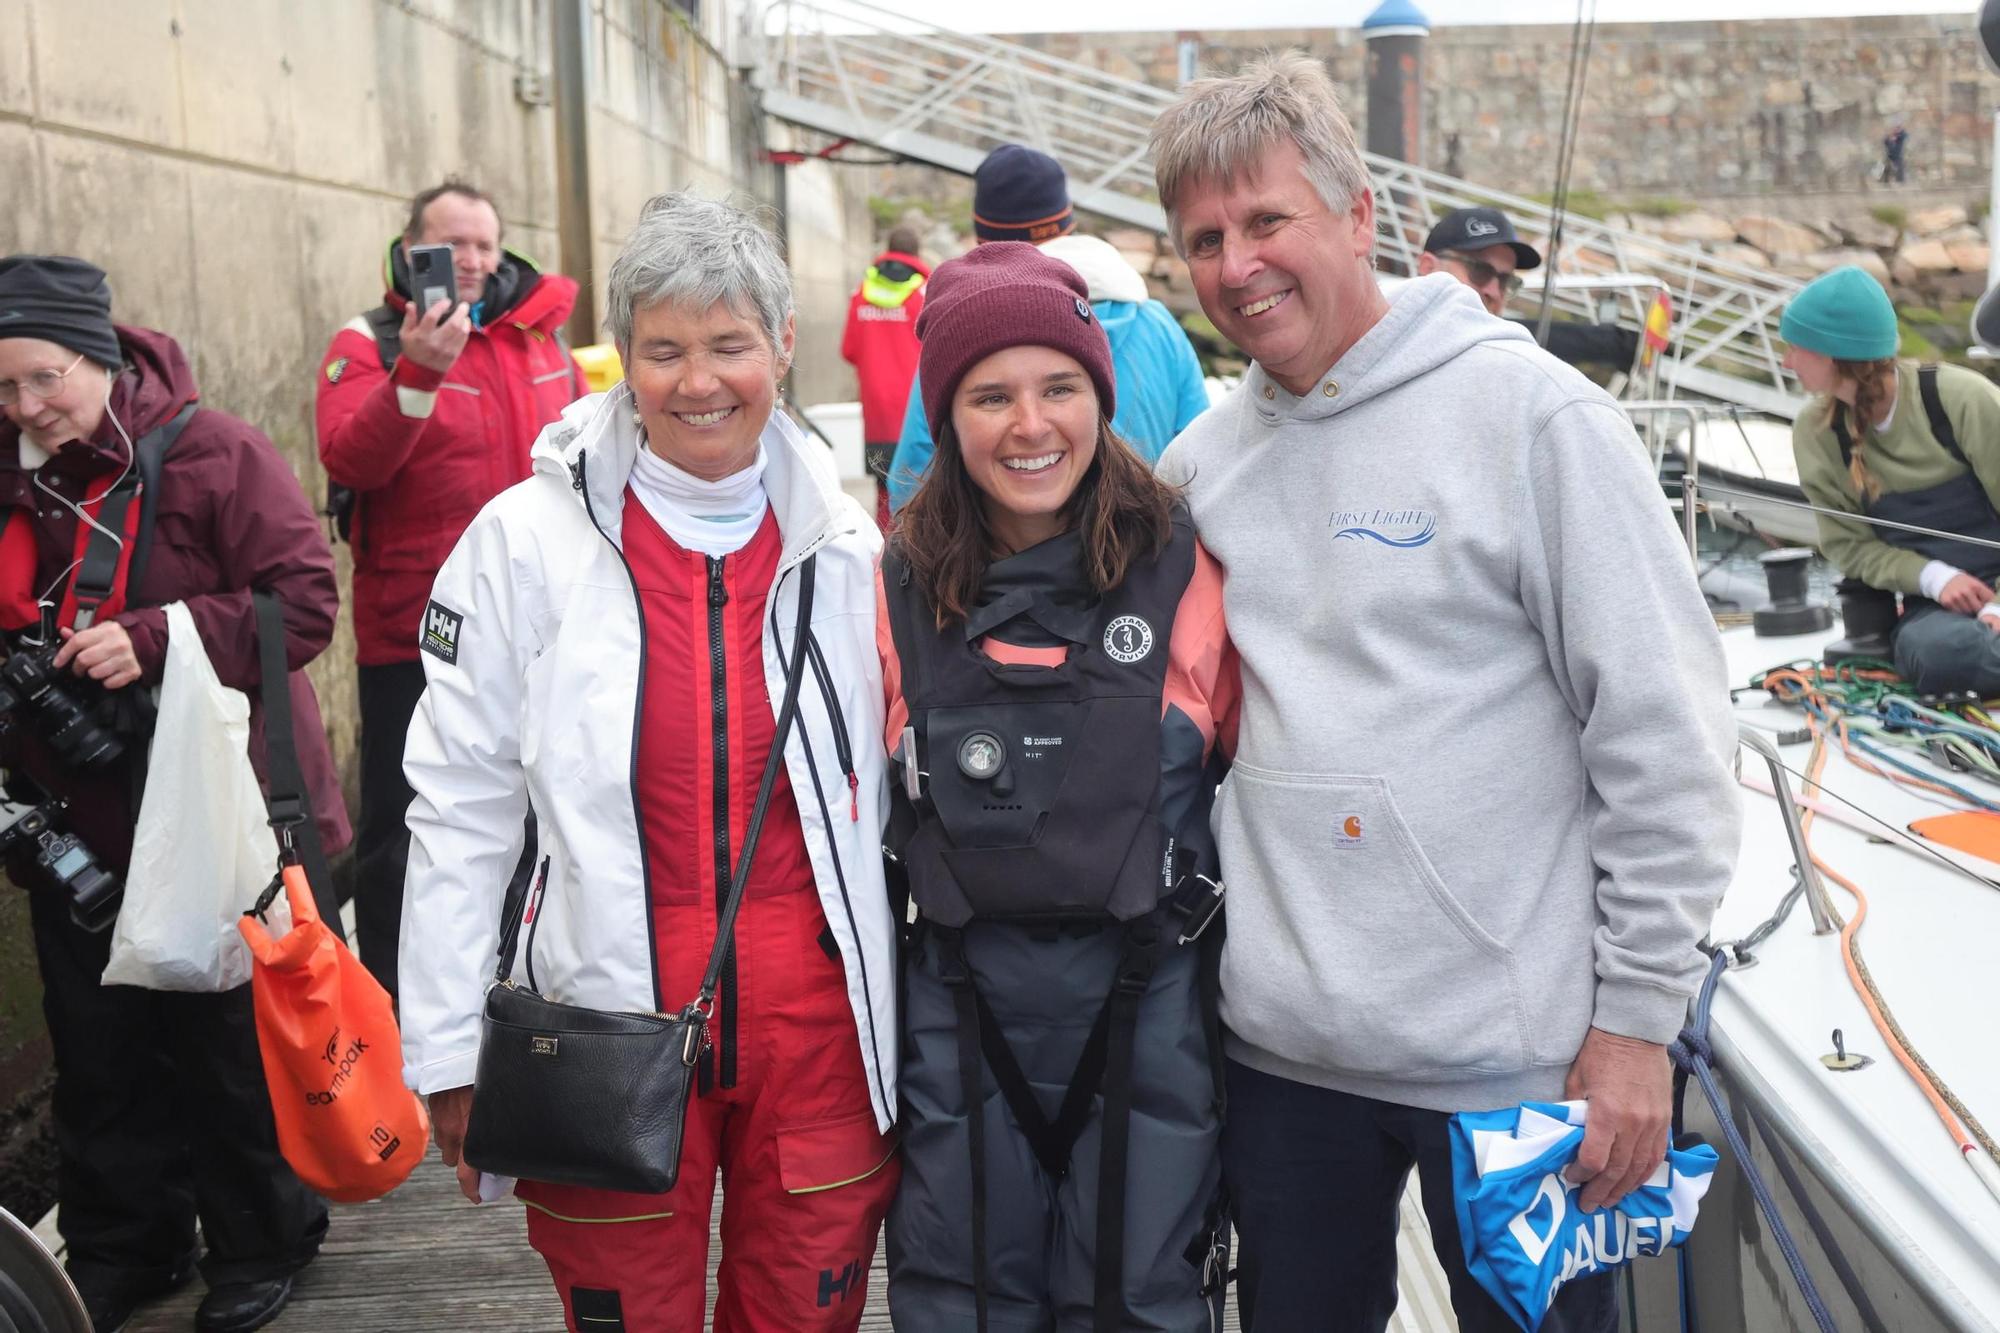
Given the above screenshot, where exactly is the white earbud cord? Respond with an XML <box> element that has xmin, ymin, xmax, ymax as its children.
<box><xmin>27</xmin><ymin>382</ymin><xmax>138</xmax><ymax>628</ymax></box>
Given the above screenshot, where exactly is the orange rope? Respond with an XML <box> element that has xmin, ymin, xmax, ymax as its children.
<box><xmin>1794</xmin><ymin>725</ymin><xmax>1987</xmax><ymax>1160</ymax></box>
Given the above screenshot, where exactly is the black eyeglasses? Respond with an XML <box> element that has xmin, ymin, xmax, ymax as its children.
<box><xmin>0</xmin><ymin>352</ymin><xmax>86</xmax><ymax>407</ymax></box>
<box><xmin>1442</xmin><ymin>253</ymin><xmax>1524</xmax><ymax>296</ymax></box>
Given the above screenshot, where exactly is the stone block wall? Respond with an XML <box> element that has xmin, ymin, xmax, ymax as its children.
<box><xmin>1014</xmin><ymin>12</ymin><xmax>1995</xmax><ymax>203</ymax></box>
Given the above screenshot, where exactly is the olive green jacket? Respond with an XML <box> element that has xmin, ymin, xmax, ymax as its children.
<box><xmin>1791</xmin><ymin>361</ymin><xmax>2000</xmax><ymax>594</ymax></box>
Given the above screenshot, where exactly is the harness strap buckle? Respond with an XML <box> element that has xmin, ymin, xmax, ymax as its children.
<box><xmin>1170</xmin><ymin>872</ymin><xmax>1225</xmax><ymax>945</ymax></box>
<box><xmin>933</xmin><ymin>927</ymin><xmax>971</xmax><ymax>987</ymax></box>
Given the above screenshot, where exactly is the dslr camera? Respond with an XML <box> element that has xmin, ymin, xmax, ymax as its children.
<box><xmin>0</xmin><ymin>639</ymin><xmax>127</xmax><ymax>772</ymax></box>
<box><xmin>0</xmin><ymin>794</ymin><xmax>121</xmax><ymax>931</ymax></box>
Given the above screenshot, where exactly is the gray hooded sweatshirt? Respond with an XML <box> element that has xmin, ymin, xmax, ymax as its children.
<box><xmin>1160</xmin><ymin>275</ymin><xmax>1739</xmax><ymax>1113</ymax></box>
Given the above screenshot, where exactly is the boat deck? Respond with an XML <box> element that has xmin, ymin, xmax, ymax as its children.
<box><xmin>36</xmin><ymin>1149</ymin><xmax>1459</xmax><ymax>1331</ymax></box>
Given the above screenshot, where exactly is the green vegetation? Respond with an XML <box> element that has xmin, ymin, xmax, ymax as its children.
<box><xmin>1624</xmin><ymin>196</ymin><xmax>1695</xmax><ymax>219</ymax></box>
<box><xmin>1870</xmin><ymin>203</ymin><xmax>1908</xmax><ymax>230</ymax></box>
<box><xmin>1527</xmin><ymin>188</ymin><xmax>1612</xmax><ymax>221</ymax></box>
<box><xmin>1897</xmin><ymin>319</ymin><xmax>1941</xmax><ymax>360</ymax></box>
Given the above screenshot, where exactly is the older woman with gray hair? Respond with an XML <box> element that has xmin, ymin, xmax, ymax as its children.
<box><xmin>397</xmin><ymin>192</ymin><xmax>899</xmax><ymax>1332</ymax></box>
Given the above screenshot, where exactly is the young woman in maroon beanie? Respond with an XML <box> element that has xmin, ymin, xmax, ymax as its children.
<box><xmin>879</xmin><ymin>241</ymin><xmax>1237</xmax><ymax>1332</ymax></box>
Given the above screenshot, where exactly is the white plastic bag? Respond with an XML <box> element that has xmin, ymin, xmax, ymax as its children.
<box><xmin>102</xmin><ymin>601</ymin><xmax>286</xmax><ymax>991</ymax></box>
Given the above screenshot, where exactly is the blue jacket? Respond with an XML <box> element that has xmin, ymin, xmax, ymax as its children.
<box><xmin>887</xmin><ymin>291</ymin><xmax>1209</xmax><ymax>510</ymax></box>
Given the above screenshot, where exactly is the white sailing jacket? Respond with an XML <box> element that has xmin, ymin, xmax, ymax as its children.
<box><xmin>397</xmin><ymin>386</ymin><xmax>898</xmax><ymax>1132</ymax></box>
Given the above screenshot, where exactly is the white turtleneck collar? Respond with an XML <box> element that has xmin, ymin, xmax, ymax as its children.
<box><xmin>627</xmin><ymin>436</ymin><xmax>770</xmax><ymax>558</ymax></box>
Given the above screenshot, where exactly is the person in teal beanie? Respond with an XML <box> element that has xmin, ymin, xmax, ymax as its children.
<box><xmin>1784</xmin><ymin>264</ymin><xmax>2000</xmax><ymax>693</ymax></box>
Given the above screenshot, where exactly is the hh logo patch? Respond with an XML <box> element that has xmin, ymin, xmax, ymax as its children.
<box><xmin>325</xmin><ymin>356</ymin><xmax>348</xmax><ymax>384</ymax></box>
<box><xmin>421</xmin><ymin>600</ymin><xmax>463</xmax><ymax>665</ymax></box>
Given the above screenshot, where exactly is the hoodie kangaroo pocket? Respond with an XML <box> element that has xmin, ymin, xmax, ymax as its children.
<box><xmin>1217</xmin><ymin>765</ymin><xmax>1531</xmax><ymax>1079</ymax></box>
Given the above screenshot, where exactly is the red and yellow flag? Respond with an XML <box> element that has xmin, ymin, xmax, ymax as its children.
<box><xmin>1641</xmin><ymin>290</ymin><xmax>1673</xmax><ymax>366</ymax></box>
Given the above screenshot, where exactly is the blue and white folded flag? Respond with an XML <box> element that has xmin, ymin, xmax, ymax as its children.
<box><xmin>1448</xmin><ymin>1099</ymin><xmax>1719</xmax><ymax>1331</ymax></box>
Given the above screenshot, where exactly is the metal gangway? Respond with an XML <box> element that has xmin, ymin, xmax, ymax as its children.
<box><xmin>753</xmin><ymin>0</ymin><xmax>1809</xmax><ymax>420</ymax></box>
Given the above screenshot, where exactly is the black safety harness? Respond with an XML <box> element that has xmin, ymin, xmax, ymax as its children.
<box><xmin>885</xmin><ymin>519</ymin><xmax>1228</xmax><ymax>1332</ymax></box>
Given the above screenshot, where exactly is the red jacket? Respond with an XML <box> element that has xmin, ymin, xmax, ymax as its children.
<box><xmin>0</xmin><ymin>325</ymin><xmax>351</xmax><ymax>874</ymax></box>
<box><xmin>315</xmin><ymin>246</ymin><xmax>583</xmax><ymax>665</ymax></box>
<box><xmin>840</xmin><ymin>251</ymin><xmax>929</xmax><ymax>445</ymax></box>
<box><xmin>620</xmin><ymin>495</ymin><xmax>827</xmax><ymax>1088</ymax></box>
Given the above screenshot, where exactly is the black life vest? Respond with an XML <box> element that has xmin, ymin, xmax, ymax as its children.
<box><xmin>883</xmin><ymin>510</ymin><xmax>1197</xmax><ymax>927</ymax></box>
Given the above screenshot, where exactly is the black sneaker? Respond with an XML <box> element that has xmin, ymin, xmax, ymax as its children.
<box><xmin>70</xmin><ymin>1255</ymin><xmax>196</xmax><ymax>1333</ymax></box>
<box><xmin>193</xmin><ymin>1276</ymin><xmax>294</xmax><ymax>1333</ymax></box>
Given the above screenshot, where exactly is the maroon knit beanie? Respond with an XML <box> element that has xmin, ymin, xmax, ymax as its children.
<box><xmin>915</xmin><ymin>241</ymin><xmax>1115</xmax><ymax>439</ymax></box>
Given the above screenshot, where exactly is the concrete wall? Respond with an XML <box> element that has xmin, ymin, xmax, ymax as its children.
<box><xmin>1018</xmin><ymin>12</ymin><xmax>1996</xmax><ymax>206</ymax></box>
<box><xmin>0</xmin><ymin>0</ymin><xmax>875</xmax><ymax>1203</ymax></box>
<box><xmin>0</xmin><ymin>0</ymin><xmax>872</xmax><ymax>786</ymax></box>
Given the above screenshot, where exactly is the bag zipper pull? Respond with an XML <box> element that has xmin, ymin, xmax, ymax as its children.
<box><xmin>848</xmin><ymin>771</ymin><xmax>860</xmax><ymax>822</ymax></box>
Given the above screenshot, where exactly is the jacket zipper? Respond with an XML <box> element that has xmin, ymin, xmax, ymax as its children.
<box><xmin>521</xmin><ymin>856</ymin><xmax>551</xmax><ymax>993</ymax></box>
<box><xmin>804</xmin><ymin>630</ymin><xmax>861</xmax><ymax>821</ymax></box>
<box><xmin>708</xmin><ymin>554</ymin><xmax>737</xmax><ymax>1090</ymax></box>
<box><xmin>772</xmin><ymin>589</ymin><xmax>893</xmax><ymax>1117</ymax></box>
<box><xmin>571</xmin><ymin>452</ymin><xmax>664</xmax><ymax>1011</ymax></box>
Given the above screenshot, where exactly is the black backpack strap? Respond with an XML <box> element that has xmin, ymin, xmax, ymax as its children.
<box><xmin>253</xmin><ymin>590</ymin><xmax>343</xmax><ymax>938</ymax></box>
<box><xmin>362</xmin><ymin>304</ymin><xmax>402</xmax><ymax>374</ymax></box>
<box><xmin>1918</xmin><ymin>365</ymin><xmax>1967</xmax><ymax>467</ymax></box>
<box><xmin>72</xmin><ymin>402</ymin><xmax>196</xmax><ymax>627</ymax></box>
<box><xmin>1831</xmin><ymin>406</ymin><xmax>1855</xmax><ymax>470</ymax></box>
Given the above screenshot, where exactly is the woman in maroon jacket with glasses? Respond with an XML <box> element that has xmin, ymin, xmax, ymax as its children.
<box><xmin>0</xmin><ymin>253</ymin><xmax>345</xmax><ymax>1333</ymax></box>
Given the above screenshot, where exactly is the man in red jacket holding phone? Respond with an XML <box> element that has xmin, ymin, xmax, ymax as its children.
<box><xmin>315</xmin><ymin>179</ymin><xmax>584</xmax><ymax>1005</ymax></box>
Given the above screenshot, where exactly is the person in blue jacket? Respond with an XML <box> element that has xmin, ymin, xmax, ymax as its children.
<box><xmin>886</xmin><ymin>144</ymin><xmax>1209</xmax><ymax>510</ymax></box>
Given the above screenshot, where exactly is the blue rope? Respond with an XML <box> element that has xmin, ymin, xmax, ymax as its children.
<box><xmin>1792</xmin><ymin>695</ymin><xmax>2000</xmax><ymax>811</ymax></box>
<box><xmin>1669</xmin><ymin>951</ymin><xmax>1839</xmax><ymax>1333</ymax></box>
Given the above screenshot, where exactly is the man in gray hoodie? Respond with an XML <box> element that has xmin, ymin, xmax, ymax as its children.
<box><xmin>1150</xmin><ymin>55</ymin><xmax>1739</xmax><ymax>1333</ymax></box>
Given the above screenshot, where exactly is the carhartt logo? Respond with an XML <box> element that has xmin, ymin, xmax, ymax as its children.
<box><xmin>1103</xmin><ymin>615</ymin><xmax>1154</xmax><ymax>664</ymax></box>
<box><xmin>1464</xmin><ymin>216</ymin><xmax>1501</xmax><ymax>237</ymax></box>
<box><xmin>817</xmin><ymin>1260</ymin><xmax>862</xmax><ymax>1307</ymax></box>
<box><xmin>1334</xmin><ymin>814</ymin><xmax>1364</xmax><ymax>848</ymax></box>
<box><xmin>420</xmin><ymin>600</ymin><xmax>463</xmax><ymax>665</ymax></box>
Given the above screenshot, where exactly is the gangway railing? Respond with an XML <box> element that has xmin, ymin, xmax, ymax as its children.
<box><xmin>756</xmin><ymin>0</ymin><xmax>1809</xmax><ymax>420</ymax></box>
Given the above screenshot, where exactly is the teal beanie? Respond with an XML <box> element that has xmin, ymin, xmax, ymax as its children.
<box><xmin>1779</xmin><ymin>265</ymin><xmax>1899</xmax><ymax>361</ymax></box>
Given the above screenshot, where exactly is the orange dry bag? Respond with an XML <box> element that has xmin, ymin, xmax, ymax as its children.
<box><xmin>237</xmin><ymin>863</ymin><xmax>429</xmax><ymax>1202</ymax></box>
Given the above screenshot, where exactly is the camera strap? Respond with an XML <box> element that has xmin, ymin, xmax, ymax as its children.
<box><xmin>252</xmin><ymin>590</ymin><xmax>343</xmax><ymax>938</ymax></box>
<box><xmin>70</xmin><ymin>402</ymin><xmax>197</xmax><ymax>630</ymax></box>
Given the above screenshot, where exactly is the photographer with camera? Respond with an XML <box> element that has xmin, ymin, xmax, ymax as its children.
<box><xmin>0</xmin><ymin>254</ymin><xmax>348</xmax><ymax>1333</ymax></box>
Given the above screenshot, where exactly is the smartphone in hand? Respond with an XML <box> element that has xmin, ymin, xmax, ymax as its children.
<box><xmin>407</xmin><ymin>242</ymin><xmax>457</xmax><ymax>319</ymax></box>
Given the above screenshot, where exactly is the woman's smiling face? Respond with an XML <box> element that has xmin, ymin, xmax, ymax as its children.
<box><xmin>626</xmin><ymin>299</ymin><xmax>793</xmax><ymax>480</ymax></box>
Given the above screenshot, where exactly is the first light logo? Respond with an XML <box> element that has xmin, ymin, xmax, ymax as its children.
<box><xmin>1330</xmin><ymin>508</ymin><xmax>1438</xmax><ymax>549</ymax></box>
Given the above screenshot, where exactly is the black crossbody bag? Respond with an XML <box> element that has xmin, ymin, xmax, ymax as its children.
<box><xmin>462</xmin><ymin>555</ymin><xmax>818</xmax><ymax>1193</ymax></box>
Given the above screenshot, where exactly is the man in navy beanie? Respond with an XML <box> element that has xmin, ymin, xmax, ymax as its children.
<box><xmin>885</xmin><ymin>144</ymin><xmax>1208</xmax><ymax>509</ymax></box>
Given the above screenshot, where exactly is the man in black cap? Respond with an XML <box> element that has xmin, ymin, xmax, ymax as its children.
<box><xmin>884</xmin><ymin>143</ymin><xmax>1209</xmax><ymax>508</ymax></box>
<box><xmin>1420</xmin><ymin>206</ymin><xmax>1641</xmax><ymax>370</ymax></box>
<box><xmin>1419</xmin><ymin>205</ymin><xmax>1541</xmax><ymax>318</ymax></box>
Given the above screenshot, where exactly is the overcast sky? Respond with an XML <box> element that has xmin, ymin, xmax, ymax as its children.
<box><xmin>854</xmin><ymin>0</ymin><xmax>1974</xmax><ymax>32</ymax></box>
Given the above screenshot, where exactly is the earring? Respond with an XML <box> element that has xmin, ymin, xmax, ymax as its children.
<box><xmin>632</xmin><ymin>409</ymin><xmax>644</xmax><ymax>427</ymax></box>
